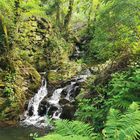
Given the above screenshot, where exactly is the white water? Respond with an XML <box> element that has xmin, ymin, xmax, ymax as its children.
<box><xmin>64</xmin><ymin>82</ymin><xmax>76</xmax><ymax>101</ymax></box>
<box><xmin>48</xmin><ymin>88</ymin><xmax>63</xmax><ymax>105</ymax></box>
<box><xmin>48</xmin><ymin>88</ymin><xmax>63</xmax><ymax>119</ymax></box>
<box><xmin>21</xmin><ymin>70</ymin><xmax>91</xmax><ymax>127</ymax></box>
<box><xmin>21</xmin><ymin>78</ymin><xmax>48</xmax><ymax>127</ymax></box>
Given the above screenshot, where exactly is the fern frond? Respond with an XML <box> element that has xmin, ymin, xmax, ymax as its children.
<box><xmin>36</xmin><ymin>134</ymin><xmax>91</xmax><ymax>140</ymax></box>
<box><xmin>54</xmin><ymin>120</ymin><xmax>94</xmax><ymax>138</ymax></box>
<box><xmin>103</xmin><ymin>102</ymin><xmax>140</xmax><ymax>140</ymax></box>
<box><xmin>35</xmin><ymin>120</ymin><xmax>99</xmax><ymax>140</ymax></box>
<box><xmin>107</xmin><ymin>68</ymin><xmax>140</xmax><ymax>110</ymax></box>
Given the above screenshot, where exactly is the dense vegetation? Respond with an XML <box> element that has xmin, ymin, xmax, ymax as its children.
<box><xmin>0</xmin><ymin>0</ymin><xmax>140</xmax><ymax>140</ymax></box>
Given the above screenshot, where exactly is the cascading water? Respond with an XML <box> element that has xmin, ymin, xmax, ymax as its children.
<box><xmin>21</xmin><ymin>70</ymin><xmax>91</xmax><ymax>128</ymax></box>
<box><xmin>21</xmin><ymin>78</ymin><xmax>48</xmax><ymax>127</ymax></box>
<box><xmin>48</xmin><ymin>88</ymin><xmax>63</xmax><ymax>119</ymax></box>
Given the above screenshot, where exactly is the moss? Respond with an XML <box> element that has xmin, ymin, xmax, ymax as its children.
<box><xmin>0</xmin><ymin>80</ymin><xmax>4</xmax><ymax>88</ymax></box>
<box><xmin>48</xmin><ymin>61</ymin><xmax>82</xmax><ymax>85</ymax></box>
<box><xmin>0</xmin><ymin>97</ymin><xmax>6</xmax><ymax>109</ymax></box>
<box><xmin>0</xmin><ymin>58</ymin><xmax>41</xmax><ymax>122</ymax></box>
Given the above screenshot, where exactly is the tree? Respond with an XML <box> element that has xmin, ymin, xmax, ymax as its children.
<box><xmin>88</xmin><ymin>0</ymin><xmax>140</xmax><ymax>61</ymax></box>
<box><xmin>64</xmin><ymin>0</ymin><xmax>74</xmax><ymax>30</ymax></box>
<box><xmin>0</xmin><ymin>0</ymin><xmax>15</xmax><ymax>49</ymax></box>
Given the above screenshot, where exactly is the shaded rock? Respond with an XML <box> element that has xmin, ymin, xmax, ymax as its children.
<box><xmin>48</xmin><ymin>106</ymin><xmax>58</xmax><ymax>116</ymax></box>
<box><xmin>38</xmin><ymin>100</ymin><xmax>49</xmax><ymax>116</ymax></box>
<box><xmin>24</xmin><ymin>101</ymin><xmax>29</xmax><ymax>111</ymax></box>
<box><xmin>28</xmin><ymin>106</ymin><xmax>33</xmax><ymax>116</ymax></box>
<box><xmin>0</xmin><ymin>97</ymin><xmax>6</xmax><ymax>110</ymax></box>
<box><xmin>60</xmin><ymin>104</ymin><xmax>76</xmax><ymax>120</ymax></box>
<box><xmin>59</xmin><ymin>99</ymin><xmax>70</xmax><ymax>105</ymax></box>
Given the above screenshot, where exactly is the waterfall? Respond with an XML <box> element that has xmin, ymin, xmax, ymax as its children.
<box><xmin>21</xmin><ymin>78</ymin><xmax>48</xmax><ymax>127</ymax></box>
<box><xmin>48</xmin><ymin>88</ymin><xmax>63</xmax><ymax>119</ymax></box>
<box><xmin>20</xmin><ymin>70</ymin><xmax>91</xmax><ymax>128</ymax></box>
<box><xmin>28</xmin><ymin>78</ymin><xmax>47</xmax><ymax>116</ymax></box>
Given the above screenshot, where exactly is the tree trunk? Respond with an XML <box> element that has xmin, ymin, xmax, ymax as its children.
<box><xmin>87</xmin><ymin>0</ymin><xmax>93</xmax><ymax>27</ymax></box>
<box><xmin>64</xmin><ymin>0</ymin><xmax>74</xmax><ymax>30</ymax></box>
<box><xmin>0</xmin><ymin>15</ymin><xmax>9</xmax><ymax>48</ymax></box>
<box><xmin>56</xmin><ymin>1</ymin><xmax>61</xmax><ymax>27</ymax></box>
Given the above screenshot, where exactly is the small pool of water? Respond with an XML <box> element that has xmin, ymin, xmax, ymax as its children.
<box><xmin>0</xmin><ymin>126</ymin><xmax>45</xmax><ymax>140</ymax></box>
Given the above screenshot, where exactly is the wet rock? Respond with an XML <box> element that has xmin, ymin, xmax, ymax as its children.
<box><xmin>60</xmin><ymin>104</ymin><xmax>76</xmax><ymax>120</ymax></box>
<box><xmin>24</xmin><ymin>101</ymin><xmax>29</xmax><ymax>110</ymax></box>
<box><xmin>48</xmin><ymin>106</ymin><xmax>58</xmax><ymax>116</ymax></box>
<box><xmin>72</xmin><ymin>85</ymin><xmax>81</xmax><ymax>98</ymax></box>
<box><xmin>38</xmin><ymin>105</ymin><xmax>47</xmax><ymax>116</ymax></box>
<box><xmin>28</xmin><ymin>106</ymin><xmax>33</xmax><ymax>116</ymax></box>
<box><xmin>38</xmin><ymin>100</ymin><xmax>49</xmax><ymax>116</ymax></box>
<box><xmin>19</xmin><ymin>114</ymin><xmax>26</xmax><ymax>121</ymax></box>
<box><xmin>59</xmin><ymin>99</ymin><xmax>70</xmax><ymax>105</ymax></box>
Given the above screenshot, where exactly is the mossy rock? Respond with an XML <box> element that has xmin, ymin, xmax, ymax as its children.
<box><xmin>0</xmin><ymin>60</ymin><xmax>41</xmax><ymax>121</ymax></box>
<box><xmin>13</xmin><ymin>60</ymin><xmax>41</xmax><ymax>91</ymax></box>
<box><xmin>0</xmin><ymin>80</ymin><xmax>5</xmax><ymax>89</ymax></box>
<box><xmin>0</xmin><ymin>97</ymin><xmax>6</xmax><ymax>110</ymax></box>
<box><xmin>2</xmin><ymin>106</ymin><xmax>19</xmax><ymax>120</ymax></box>
<box><xmin>48</xmin><ymin>70</ymin><xmax>64</xmax><ymax>85</ymax></box>
<box><xmin>48</xmin><ymin>62</ymin><xmax>82</xmax><ymax>85</ymax></box>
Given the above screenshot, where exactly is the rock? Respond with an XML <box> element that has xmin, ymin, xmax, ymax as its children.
<box><xmin>38</xmin><ymin>100</ymin><xmax>49</xmax><ymax>116</ymax></box>
<box><xmin>19</xmin><ymin>114</ymin><xmax>26</xmax><ymax>121</ymax></box>
<box><xmin>60</xmin><ymin>104</ymin><xmax>76</xmax><ymax>120</ymax></box>
<box><xmin>0</xmin><ymin>97</ymin><xmax>6</xmax><ymax>110</ymax></box>
<box><xmin>48</xmin><ymin>106</ymin><xmax>58</xmax><ymax>116</ymax></box>
<box><xmin>90</xmin><ymin>66</ymin><xmax>99</xmax><ymax>74</ymax></box>
<box><xmin>28</xmin><ymin>106</ymin><xmax>33</xmax><ymax>116</ymax></box>
<box><xmin>59</xmin><ymin>99</ymin><xmax>70</xmax><ymax>105</ymax></box>
<box><xmin>24</xmin><ymin>101</ymin><xmax>29</xmax><ymax>110</ymax></box>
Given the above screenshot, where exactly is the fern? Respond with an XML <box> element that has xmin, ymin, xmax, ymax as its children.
<box><xmin>102</xmin><ymin>102</ymin><xmax>140</xmax><ymax>140</ymax></box>
<box><xmin>36</xmin><ymin>134</ymin><xmax>91</xmax><ymax>140</ymax></box>
<box><xmin>36</xmin><ymin>120</ymin><xmax>99</xmax><ymax>140</ymax></box>
<box><xmin>106</xmin><ymin>68</ymin><xmax>140</xmax><ymax>110</ymax></box>
<box><xmin>54</xmin><ymin>120</ymin><xmax>94</xmax><ymax>138</ymax></box>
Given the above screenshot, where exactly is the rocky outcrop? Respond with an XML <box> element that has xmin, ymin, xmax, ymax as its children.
<box><xmin>0</xmin><ymin>15</ymin><xmax>84</xmax><ymax>123</ymax></box>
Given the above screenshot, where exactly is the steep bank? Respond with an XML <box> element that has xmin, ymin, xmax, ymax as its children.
<box><xmin>0</xmin><ymin>15</ymin><xmax>84</xmax><ymax>123</ymax></box>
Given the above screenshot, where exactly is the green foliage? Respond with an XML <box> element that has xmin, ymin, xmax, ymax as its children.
<box><xmin>36</xmin><ymin>120</ymin><xmax>98</xmax><ymax>140</ymax></box>
<box><xmin>103</xmin><ymin>102</ymin><xmax>140</xmax><ymax>140</ymax></box>
<box><xmin>0</xmin><ymin>1</ymin><xmax>140</xmax><ymax>140</ymax></box>
<box><xmin>75</xmin><ymin>99</ymin><xmax>95</xmax><ymax>122</ymax></box>
<box><xmin>76</xmin><ymin>66</ymin><xmax>140</xmax><ymax>136</ymax></box>
<box><xmin>0</xmin><ymin>0</ymin><xmax>15</xmax><ymax>47</ymax></box>
<box><xmin>88</xmin><ymin>0</ymin><xmax>140</xmax><ymax>62</ymax></box>
<box><xmin>0</xmin><ymin>0</ymin><xmax>15</xmax><ymax>26</ymax></box>
<box><xmin>107</xmin><ymin>67</ymin><xmax>140</xmax><ymax>110</ymax></box>
<box><xmin>3</xmin><ymin>86</ymin><xmax>14</xmax><ymax>97</ymax></box>
<box><xmin>75</xmin><ymin>97</ymin><xmax>107</xmax><ymax>132</ymax></box>
<box><xmin>54</xmin><ymin>120</ymin><xmax>94</xmax><ymax>138</ymax></box>
<box><xmin>3</xmin><ymin>73</ymin><xmax>16</xmax><ymax>97</ymax></box>
<box><xmin>20</xmin><ymin>0</ymin><xmax>46</xmax><ymax>19</ymax></box>
<box><xmin>4</xmin><ymin>73</ymin><xmax>16</xmax><ymax>83</ymax></box>
<box><xmin>36</xmin><ymin>134</ymin><xmax>91</xmax><ymax>140</ymax></box>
